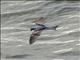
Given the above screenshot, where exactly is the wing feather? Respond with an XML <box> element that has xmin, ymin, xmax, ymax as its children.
<box><xmin>29</xmin><ymin>30</ymin><xmax>42</xmax><ymax>44</ymax></box>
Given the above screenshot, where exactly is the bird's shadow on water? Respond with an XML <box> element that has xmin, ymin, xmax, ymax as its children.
<box><xmin>6</xmin><ymin>54</ymin><xmax>32</xmax><ymax>59</ymax></box>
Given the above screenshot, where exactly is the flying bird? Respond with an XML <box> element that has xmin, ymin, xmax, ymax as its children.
<box><xmin>29</xmin><ymin>17</ymin><xmax>58</xmax><ymax>45</ymax></box>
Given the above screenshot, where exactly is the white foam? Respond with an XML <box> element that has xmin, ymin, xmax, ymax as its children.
<box><xmin>53</xmin><ymin>48</ymin><xmax>73</xmax><ymax>53</ymax></box>
<box><xmin>76</xmin><ymin>44</ymin><xmax>80</xmax><ymax>46</ymax></box>
<box><xmin>52</xmin><ymin>59</ymin><xmax>64</xmax><ymax>60</ymax></box>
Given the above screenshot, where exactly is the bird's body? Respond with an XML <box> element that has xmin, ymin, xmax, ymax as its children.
<box><xmin>31</xmin><ymin>24</ymin><xmax>48</xmax><ymax>31</ymax></box>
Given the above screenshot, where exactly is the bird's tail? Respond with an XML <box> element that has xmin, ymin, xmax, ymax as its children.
<box><xmin>52</xmin><ymin>25</ymin><xmax>59</xmax><ymax>30</ymax></box>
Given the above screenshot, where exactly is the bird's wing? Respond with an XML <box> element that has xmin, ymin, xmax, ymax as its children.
<box><xmin>33</xmin><ymin>19</ymin><xmax>46</xmax><ymax>24</ymax></box>
<box><xmin>29</xmin><ymin>30</ymin><xmax>43</xmax><ymax>45</ymax></box>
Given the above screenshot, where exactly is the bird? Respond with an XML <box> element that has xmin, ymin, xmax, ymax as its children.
<box><xmin>29</xmin><ymin>17</ymin><xmax>58</xmax><ymax>45</ymax></box>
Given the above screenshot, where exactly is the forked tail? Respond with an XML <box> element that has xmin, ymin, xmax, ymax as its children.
<box><xmin>52</xmin><ymin>25</ymin><xmax>59</xmax><ymax>30</ymax></box>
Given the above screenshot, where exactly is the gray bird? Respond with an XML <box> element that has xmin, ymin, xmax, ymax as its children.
<box><xmin>29</xmin><ymin>17</ymin><xmax>58</xmax><ymax>45</ymax></box>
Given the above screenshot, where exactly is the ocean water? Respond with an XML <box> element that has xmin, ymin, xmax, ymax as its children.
<box><xmin>1</xmin><ymin>1</ymin><xmax>80</xmax><ymax>60</ymax></box>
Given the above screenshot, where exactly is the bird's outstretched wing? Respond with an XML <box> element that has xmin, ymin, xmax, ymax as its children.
<box><xmin>33</xmin><ymin>17</ymin><xmax>46</xmax><ymax>24</ymax></box>
<box><xmin>29</xmin><ymin>30</ymin><xmax>43</xmax><ymax>45</ymax></box>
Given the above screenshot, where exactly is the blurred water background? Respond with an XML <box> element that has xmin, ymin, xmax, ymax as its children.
<box><xmin>1</xmin><ymin>1</ymin><xmax>80</xmax><ymax>60</ymax></box>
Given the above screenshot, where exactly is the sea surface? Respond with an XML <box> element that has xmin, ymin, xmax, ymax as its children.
<box><xmin>1</xmin><ymin>1</ymin><xmax>80</xmax><ymax>60</ymax></box>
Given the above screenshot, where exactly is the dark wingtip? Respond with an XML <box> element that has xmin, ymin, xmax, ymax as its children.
<box><xmin>29</xmin><ymin>36</ymin><xmax>34</xmax><ymax>45</ymax></box>
<box><xmin>29</xmin><ymin>37</ymin><xmax>33</xmax><ymax>45</ymax></box>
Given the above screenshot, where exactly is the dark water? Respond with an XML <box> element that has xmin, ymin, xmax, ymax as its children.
<box><xmin>1</xmin><ymin>1</ymin><xmax>80</xmax><ymax>60</ymax></box>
